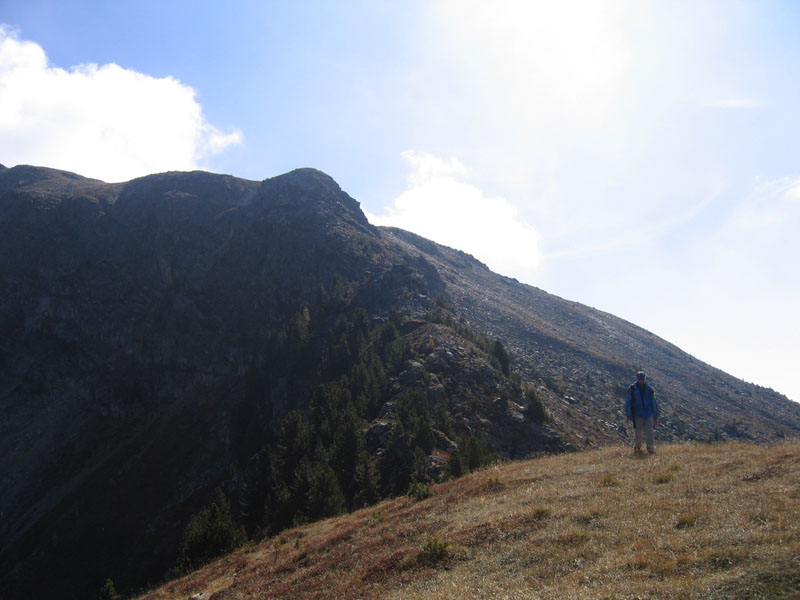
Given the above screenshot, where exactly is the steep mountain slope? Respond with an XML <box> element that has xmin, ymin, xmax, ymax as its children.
<box><xmin>381</xmin><ymin>227</ymin><xmax>800</xmax><ymax>445</ymax></box>
<box><xmin>1</xmin><ymin>165</ymin><xmax>798</xmax><ymax>600</ymax></box>
<box><xmin>0</xmin><ymin>166</ymin><xmax>419</xmax><ymax>599</ymax></box>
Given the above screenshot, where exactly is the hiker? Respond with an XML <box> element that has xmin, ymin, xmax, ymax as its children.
<box><xmin>625</xmin><ymin>371</ymin><xmax>659</xmax><ymax>455</ymax></box>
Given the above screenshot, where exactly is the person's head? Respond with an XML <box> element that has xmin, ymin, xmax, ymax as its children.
<box><xmin>636</xmin><ymin>371</ymin><xmax>646</xmax><ymax>384</ymax></box>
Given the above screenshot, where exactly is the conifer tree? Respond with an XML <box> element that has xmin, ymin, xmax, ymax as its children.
<box><xmin>240</xmin><ymin>448</ymin><xmax>281</xmax><ymax>538</ymax></box>
<box><xmin>492</xmin><ymin>339</ymin><xmax>510</xmax><ymax>376</ymax></box>
<box><xmin>99</xmin><ymin>578</ymin><xmax>121</xmax><ymax>600</ymax></box>
<box><xmin>178</xmin><ymin>488</ymin><xmax>244</xmax><ymax>571</ymax></box>
<box><xmin>446</xmin><ymin>447</ymin><xmax>466</xmax><ymax>479</ymax></box>
<box><xmin>353</xmin><ymin>450</ymin><xmax>381</xmax><ymax>507</ymax></box>
<box><xmin>331</xmin><ymin>402</ymin><xmax>363</xmax><ymax>504</ymax></box>
<box><xmin>302</xmin><ymin>460</ymin><xmax>345</xmax><ymax>521</ymax></box>
<box><xmin>277</xmin><ymin>410</ymin><xmax>311</xmax><ymax>485</ymax></box>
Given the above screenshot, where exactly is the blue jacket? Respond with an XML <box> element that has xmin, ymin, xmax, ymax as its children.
<box><xmin>625</xmin><ymin>382</ymin><xmax>659</xmax><ymax>420</ymax></box>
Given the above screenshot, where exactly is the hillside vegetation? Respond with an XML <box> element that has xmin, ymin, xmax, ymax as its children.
<box><xmin>138</xmin><ymin>441</ymin><xmax>800</xmax><ymax>600</ymax></box>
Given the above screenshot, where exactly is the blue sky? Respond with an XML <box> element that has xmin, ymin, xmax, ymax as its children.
<box><xmin>2</xmin><ymin>0</ymin><xmax>799</xmax><ymax>402</ymax></box>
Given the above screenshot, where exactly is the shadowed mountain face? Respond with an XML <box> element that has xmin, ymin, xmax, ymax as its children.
<box><xmin>2</xmin><ymin>165</ymin><xmax>798</xmax><ymax>600</ymax></box>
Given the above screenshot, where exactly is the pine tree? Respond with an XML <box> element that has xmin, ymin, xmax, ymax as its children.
<box><xmin>353</xmin><ymin>450</ymin><xmax>381</xmax><ymax>507</ymax></box>
<box><xmin>491</xmin><ymin>339</ymin><xmax>510</xmax><ymax>376</ymax></box>
<box><xmin>331</xmin><ymin>402</ymin><xmax>363</xmax><ymax>504</ymax></box>
<box><xmin>398</xmin><ymin>390</ymin><xmax>435</xmax><ymax>453</ymax></box>
<box><xmin>446</xmin><ymin>447</ymin><xmax>466</xmax><ymax>479</ymax></box>
<box><xmin>302</xmin><ymin>460</ymin><xmax>345</xmax><ymax>521</ymax></box>
<box><xmin>98</xmin><ymin>578</ymin><xmax>121</xmax><ymax>600</ymax></box>
<box><xmin>524</xmin><ymin>386</ymin><xmax>550</xmax><ymax>423</ymax></box>
<box><xmin>178</xmin><ymin>488</ymin><xmax>244</xmax><ymax>572</ymax></box>
<box><xmin>412</xmin><ymin>446</ymin><xmax>430</xmax><ymax>484</ymax></box>
<box><xmin>277</xmin><ymin>410</ymin><xmax>311</xmax><ymax>485</ymax></box>
<box><xmin>240</xmin><ymin>448</ymin><xmax>280</xmax><ymax>538</ymax></box>
<box><xmin>310</xmin><ymin>381</ymin><xmax>351</xmax><ymax>447</ymax></box>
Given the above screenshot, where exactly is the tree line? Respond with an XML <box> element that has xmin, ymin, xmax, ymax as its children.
<box><xmin>176</xmin><ymin>278</ymin><xmax>500</xmax><ymax>573</ymax></box>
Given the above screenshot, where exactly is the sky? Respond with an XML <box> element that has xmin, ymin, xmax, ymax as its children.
<box><xmin>1</xmin><ymin>0</ymin><xmax>798</xmax><ymax>402</ymax></box>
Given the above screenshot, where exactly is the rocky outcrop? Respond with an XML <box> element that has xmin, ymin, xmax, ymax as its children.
<box><xmin>379</xmin><ymin>323</ymin><xmax>565</xmax><ymax>459</ymax></box>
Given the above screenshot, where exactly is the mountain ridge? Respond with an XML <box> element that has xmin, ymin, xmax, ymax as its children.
<box><xmin>378</xmin><ymin>222</ymin><xmax>797</xmax><ymax>443</ymax></box>
<box><xmin>1</xmin><ymin>164</ymin><xmax>798</xmax><ymax>599</ymax></box>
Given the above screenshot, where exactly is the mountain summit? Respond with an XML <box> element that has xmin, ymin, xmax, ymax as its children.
<box><xmin>1</xmin><ymin>165</ymin><xmax>798</xmax><ymax>599</ymax></box>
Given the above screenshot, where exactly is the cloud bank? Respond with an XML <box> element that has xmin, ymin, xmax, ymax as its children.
<box><xmin>367</xmin><ymin>151</ymin><xmax>542</xmax><ymax>281</ymax></box>
<box><xmin>0</xmin><ymin>25</ymin><xmax>242</xmax><ymax>182</ymax></box>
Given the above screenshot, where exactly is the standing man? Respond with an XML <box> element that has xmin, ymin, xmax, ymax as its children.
<box><xmin>625</xmin><ymin>371</ymin><xmax>659</xmax><ymax>455</ymax></box>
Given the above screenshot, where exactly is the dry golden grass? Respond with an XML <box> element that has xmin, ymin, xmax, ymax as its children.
<box><xmin>138</xmin><ymin>441</ymin><xmax>800</xmax><ymax>600</ymax></box>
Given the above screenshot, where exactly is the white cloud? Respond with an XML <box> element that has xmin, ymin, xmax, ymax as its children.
<box><xmin>400</xmin><ymin>150</ymin><xmax>468</xmax><ymax>186</ymax></box>
<box><xmin>367</xmin><ymin>151</ymin><xmax>542</xmax><ymax>280</ymax></box>
<box><xmin>0</xmin><ymin>25</ymin><xmax>242</xmax><ymax>182</ymax></box>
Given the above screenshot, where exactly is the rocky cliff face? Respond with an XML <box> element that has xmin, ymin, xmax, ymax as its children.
<box><xmin>1</xmin><ymin>165</ymin><xmax>798</xmax><ymax>600</ymax></box>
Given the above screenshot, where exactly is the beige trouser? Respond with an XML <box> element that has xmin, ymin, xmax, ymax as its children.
<box><xmin>634</xmin><ymin>416</ymin><xmax>655</xmax><ymax>452</ymax></box>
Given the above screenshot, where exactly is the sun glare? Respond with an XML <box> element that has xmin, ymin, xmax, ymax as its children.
<box><xmin>433</xmin><ymin>0</ymin><xmax>632</xmax><ymax>125</ymax></box>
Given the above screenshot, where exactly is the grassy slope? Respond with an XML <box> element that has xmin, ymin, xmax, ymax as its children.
<box><xmin>138</xmin><ymin>441</ymin><xmax>800</xmax><ymax>600</ymax></box>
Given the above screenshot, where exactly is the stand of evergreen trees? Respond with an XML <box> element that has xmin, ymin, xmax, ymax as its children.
<box><xmin>178</xmin><ymin>277</ymin><xmax>499</xmax><ymax>571</ymax></box>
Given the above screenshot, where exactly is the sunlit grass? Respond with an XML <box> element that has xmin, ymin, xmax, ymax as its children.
<box><xmin>138</xmin><ymin>441</ymin><xmax>800</xmax><ymax>599</ymax></box>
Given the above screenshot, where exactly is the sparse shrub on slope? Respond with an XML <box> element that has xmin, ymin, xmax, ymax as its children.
<box><xmin>417</xmin><ymin>536</ymin><xmax>450</xmax><ymax>566</ymax></box>
<box><xmin>408</xmin><ymin>481</ymin><xmax>434</xmax><ymax>501</ymax></box>
<box><xmin>524</xmin><ymin>384</ymin><xmax>551</xmax><ymax>423</ymax></box>
<box><xmin>446</xmin><ymin>432</ymin><xmax>497</xmax><ymax>479</ymax></box>
<box><xmin>491</xmin><ymin>339</ymin><xmax>511</xmax><ymax>376</ymax></box>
